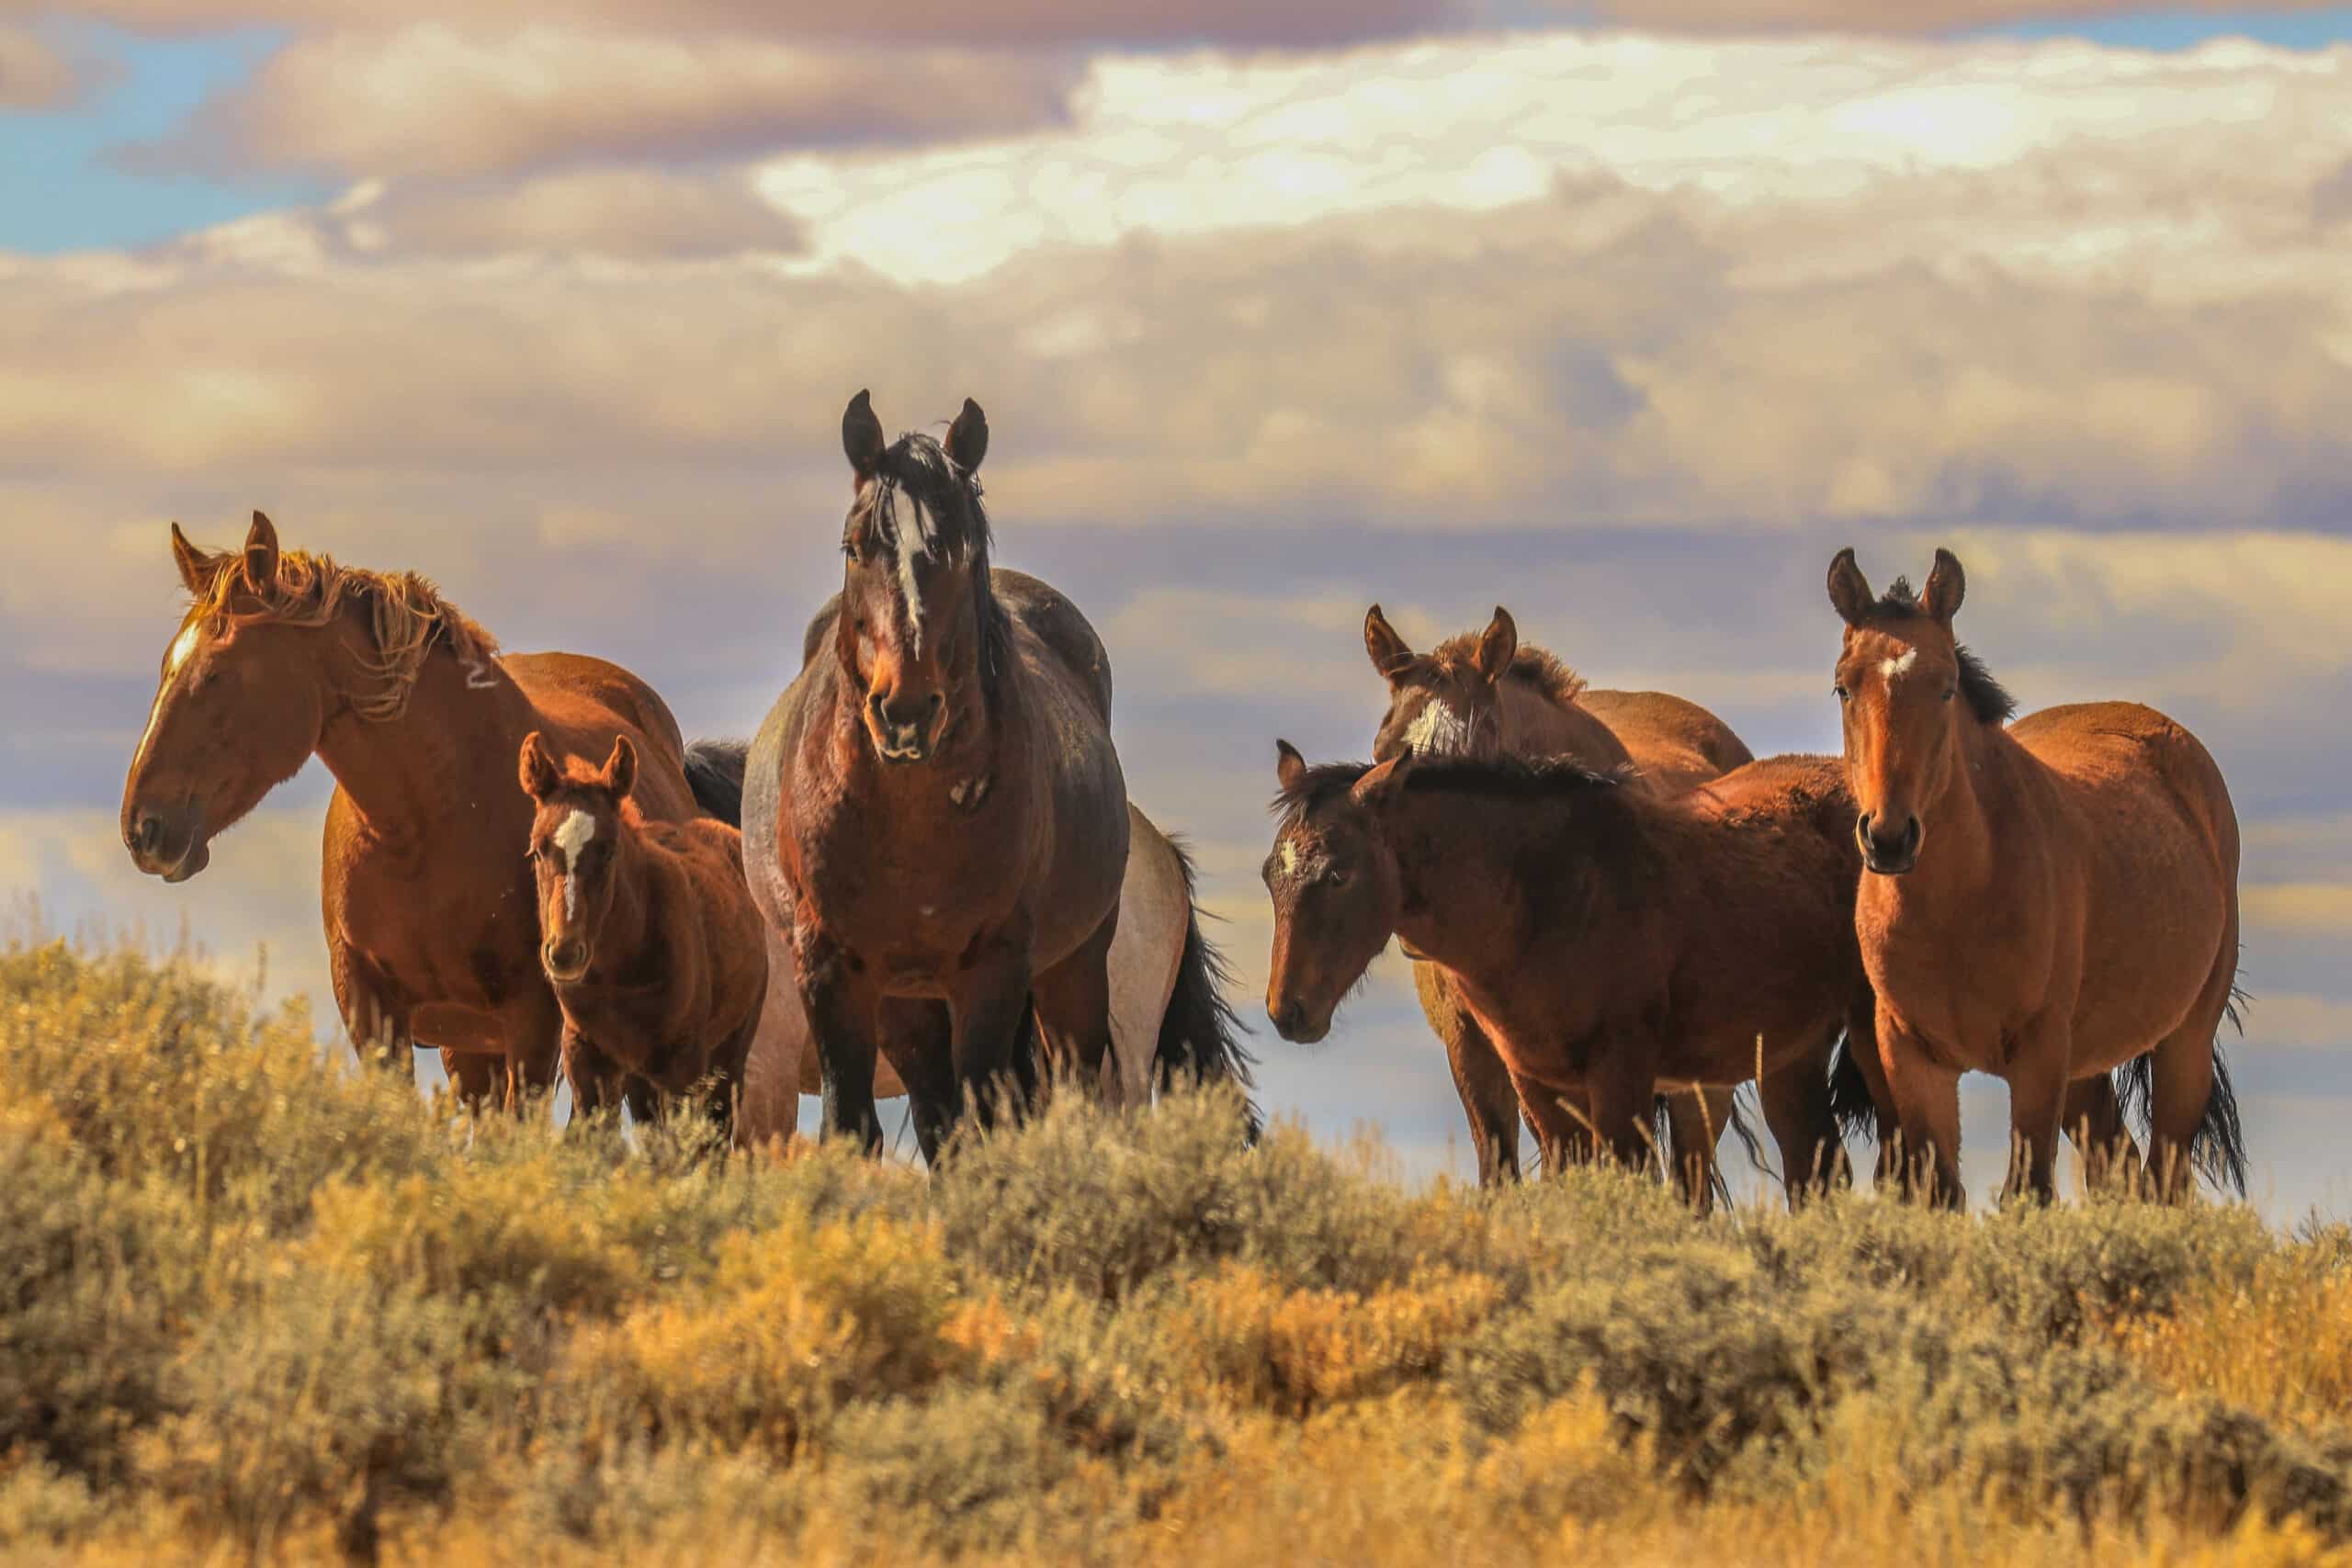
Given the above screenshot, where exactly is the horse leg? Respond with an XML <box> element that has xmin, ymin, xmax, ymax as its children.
<box><xmin>561</xmin><ymin>1027</ymin><xmax>625</xmax><ymax>1126</ymax></box>
<box><xmin>1759</xmin><ymin>1047</ymin><xmax>1846</xmax><ymax>1207</ymax></box>
<box><xmin>2003</xmin><ymin>1014</ymin><xmax>2071</xmax><ymax>1205</ymax></box>
<box><xmin>442</xmin><ymin>1049</ymin><xmax>503</xmax><ymax>1112</ymax></box>
<box><xmin>1587</xmin><ymin>1049</ymin><xmax>1662</xmax><ymax>1185</ymax></box>
<box><xmin>622</xmin><ymin>1076</ymin><xmax>663</xmax><ymax>1127</ymax></box>
<box><xmin>1417</xmin><ymin>963</ymin><xmax>1521</xmax><ymax>1186</ymax></box>
<box><xmin>792</xmin><ymin>925</ymin><xmax>884</xmax><ymax>1155</ymax></box>
<box><xmin>944</xmin><ymin>936</ymin><xmax>1035</xmax><ymax>1134</ymax></box>
<box><xmin>2062</xmin><ymin>1075</ymin><xmax>2138</xmax><ymax>1194</ymax></box>
<box><xmin>1876</xmin><ymin>1007</ymin><xmax>1965</xmax><ymax>1208</ymax></box>
<box><xmin>1660</xmin><ymin>1086</ymin><xmax>1729</xmax><ymax>1213</ymax></box>
<box><xmin>332</xmin><ymin>949</ymin><xmax>414</xmax><ymax>1080</ymax></box>
<box><xmin>879</xmin><ymin>998</ymin><xmax>956</xmax><ymax>1167</ymax></box>
<box><xmin>1508</xmin><ymin>1070</ymin><xmax>1586</xmax><ymax>1178</ymax></box>
<box><xmin>1031</xmin><ymin>907</ymin><xmax>1121</xmax><ymax>1109</ymax></box>
<box><xmin>2144</xmin><ymin>911</ymin><xmax>2238</xmax><ymax>1202</ymax></box>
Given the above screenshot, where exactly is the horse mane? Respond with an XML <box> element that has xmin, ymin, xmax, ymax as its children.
<box><xmin>846</xmin><ymin>429</ymin><xmax>1011</xmax><ymax>682</ymax></box>
<box><xmin>1863</xmin><ymin>577</ymin><xmax>2017</xmax><ymax>726</ymax></box>
<box><xmin>186</xmin><ymin>549</ymin><xmax>497</xmax><ymax>724</ymax></box>
<box><xmin>535</xmin><ymin>758</ymin><xmax>649</xmax><ymax>830</ymax></box>
<box><xmin>1273</xmin><ymin>753</ymin><xmax>1630</xmax><ymax>818</ymax></box>
<box><xmin>1427</xmin><ymin>634</ymin><xmax>1588</xmax><ymax>709</ymax></box>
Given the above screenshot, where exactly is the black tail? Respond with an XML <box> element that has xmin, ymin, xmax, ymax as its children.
<box><xmin>2112</xmin><ymin>977</ymin><xmax>2252</xmax><ymax>1198</ymax></box>
<box><xmin>1153</xmin><ymin>838</ymin><xmax>1261</xmax><ymax>1143</ymax></box>
<box><xmin>684</xmin><ymin>739</ymin><xmax>749</xmax><ymax>828</ymax></box>
<box><xmin>1649</xmin><ymin>1086</ymin><xmax>1763</xmax><ymax>1204</ymax></box>
<box><xmin>1826</xmin><ymin>1031</ymin><xmax>1883</xmax><ymax>1147</ymax></box>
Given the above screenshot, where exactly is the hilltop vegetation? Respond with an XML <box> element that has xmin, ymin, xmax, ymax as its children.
<box><xmin>5</xmin><ymin>937</ymin><xmax>2352</xmax><ymax>1565</ymax></box>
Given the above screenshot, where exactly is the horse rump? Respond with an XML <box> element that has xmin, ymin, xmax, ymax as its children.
<box><xmin>683</xmin><ymin>739</ymin><xmax>750</xmax><ymax>827</ymax></box>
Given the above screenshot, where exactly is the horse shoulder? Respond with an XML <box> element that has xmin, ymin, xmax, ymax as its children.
<box><xmin>996</xmin><ymin>570</ymin><xmax>1114</xmax><ymax>719</ymax></box>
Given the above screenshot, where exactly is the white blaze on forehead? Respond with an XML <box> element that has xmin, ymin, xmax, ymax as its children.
<box><xmin>130</xmin><ymin>620</ymin><xmax>207</xmax><ymax>780</ymax></box>
<box><xmin>1880</xmin><ymin>649</ymin><xmax>1920</xmax><ymax>682</ymax></box>
<box><xmin>1277</xmin><ymin>840</ymin><xmax>1299</xmax><ymax>879</ymax></box>
<box><xmin>553</xmin><ymin>808</ymin><xmax>597</xmax><ymax>919</ymax></box>
<box><xmin>166</xmin><ymin>622</ymin><xmax>202</xmax><ymax>675</ymax></box>
<box><xmin>1402</xmin><ymin>696</ymin><xmax>1471</xmax><ymax>756</ymax></box>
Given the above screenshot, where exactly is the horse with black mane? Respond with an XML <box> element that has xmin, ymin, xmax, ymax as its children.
<box><xmin>739</xmin><ymin>393</ymin><xmax>1141</xmax><ymax>1159</ymax></box>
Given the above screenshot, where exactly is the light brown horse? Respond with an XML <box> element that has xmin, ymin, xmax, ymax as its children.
<box><xmin>119</xmin><ymin>512</ymin><xmax>743</xmax><ymax>1108</ymax></box>
<box><xmin>741</xmin><ymin>393</ymin><xmax>1132</xmax><ymax>1160</ymax></box>
<box><xmin>1264</xmin><ymin>742</ymin><xmax>1876</xmax><ymax>1207</ymax></box>
<box><xmin>1363</xmin><ymin>604</ymin><xmax>1789</xmax><ymax>1190</ymax></box>
<box><xmin>519</xmin><ymin>733</ymin><xmax>766</xmax><ymax>1129</ymax></box>
<box><xmin>1826</xmin><ymin>548</ymin><xmax>2246</xmax><ymax>1205</ymax></box>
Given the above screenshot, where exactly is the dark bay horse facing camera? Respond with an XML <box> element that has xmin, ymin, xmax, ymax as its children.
<box><xmin>741</xmin><ymin>392</ymin><xmax>1131</xmax><ymax>1160</ymax></box>
<box><xmin>1360</xmin><ymin>603</ymin><xmax>1800</xmax><ymax>1192</ymax></box>
<box><xmin>519</xmin><ymin>732</ymin><xmax>767</xmax><ymax>1130</ymax></box>
<box><xmin>1263</xmin><ymin>741</ymin><xmax>1879</xmax><ymax>1208</ymax></box>
<box><xmin>1827</xmin><ymin>547</ymin><xmax>2247</xmax><ymax>1206</ymax></box>
<box><xmin>118</xmin><ymin>511</ymin><xmax>746</xmax><ymax>1108</ymax></box>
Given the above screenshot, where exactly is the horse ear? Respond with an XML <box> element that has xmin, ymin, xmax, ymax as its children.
<box><xmin>518</xmin><ymin>731</ymin><xmax>560</xmax><ymax>801</ymax></box>
<box><xmin>1922</xmin><ymin>548</ymin><xmax>1965</xmax><ymax>624</ymax></box>
<box><xmin>1826</xmin><ymin>547</ymin><xmax>1875</xmax><ymax>627</ymax></box>
<box><xmin>1275</xmin><ymin>739</ymin><xmax>1307</xmax><ymax>794</ymax></box>
<box><xmin>1363</xmin><ymin>604</ymin><xmax>1415</xmax><ymax>680</ymax></box>
<box><xmin>242</xmin><ymin>510</ymin><xmax>280</xmax><ymax>592</ymax></box>
<box><xmin>602</xmin><ymin>735</ymin><xmax>639</xmax><ymax>801</ymax></box>
<box><xmin>945</xmin><ymin>397</ymin><xmax>989</xmax><ymax>474</ymax></box>
<box><xmin>169</xmin><ymin>523</ymin><xmax>212</xmax><ymax>595</ymax></box>
<box><xmin>842</xmin><ymin>389</ymin><xmax>887</xmax><ymax>482</ymax></box>
<box><xmin>1351</xmin><ymin>751</ymin><xmax>1410</xmax><ymax>811</ymax></box>
<box><xmin>1474</xmin><ymin>606</ymin><xmax>1518</xmax><ymax>684</ymax></box>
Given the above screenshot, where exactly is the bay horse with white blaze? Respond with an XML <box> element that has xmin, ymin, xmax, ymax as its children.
<box><xmin>741</xmin><ymin>393</ymin><xmax>1131</xmax><ymax>1159</ymax></box>
<box><xmin>118</xmin><ymin>512</ymin><xmax>745</xmax><ymax>1107</ymax></box>
<box><xmin>520</xmin><ymin>733</ymin><xmax>766</xmax><ymax>1129</ymax></box>
<box><xmin>1363</xmin><ymin>604</ymin><xmax>1814</xmax><ymax>1194</ymax></box>
<box><xmin>1826</xmin><ymin>548</ymin><xmax>2245</xmax><ymax>1205</ymax></box>
<box><xmin>1264</xmin><ymin>741</ymin><xmax>1877</xmax><ymax>1207</ymax></box>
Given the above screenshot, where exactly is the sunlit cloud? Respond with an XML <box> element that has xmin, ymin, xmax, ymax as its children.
<box><xmin>0</xmin><ymin>21</ymin><xmax>79</xmax><ymax>107</ymax></box>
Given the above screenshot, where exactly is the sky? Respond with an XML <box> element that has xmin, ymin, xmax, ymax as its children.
<box><xmin>4</xmin><ymin>0</ymin><xmax>2350</xmax><ymax>1213</ymax></box>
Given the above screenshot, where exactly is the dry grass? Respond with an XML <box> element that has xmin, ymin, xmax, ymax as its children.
<box><xmin>5</xmin><ymin>934</ymin><xmax>2352</xmax><ymax>1565</ymax></box>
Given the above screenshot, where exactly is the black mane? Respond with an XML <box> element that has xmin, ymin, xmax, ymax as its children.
<box><xmin>1273</xmin><ymin>752</ymin><xmax>1630</xmax><ymax>818</ymax></box>
<box><xmin>1866</xmin><ymin>577</ymin><xmax>2018</xmax><ymax>725</ymax></box>
<box><xmin>845</xmin><ymin>427</ymin><xmax>1011</xmax><ymax>685</ymax></box>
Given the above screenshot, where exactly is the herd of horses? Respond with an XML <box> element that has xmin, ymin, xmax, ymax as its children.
<box><xmin>117</xmin><ymin>391</ymin><xmax>2249</xmax><ymax>1210</ymax></box>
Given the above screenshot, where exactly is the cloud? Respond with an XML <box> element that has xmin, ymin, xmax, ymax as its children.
<box><xmin>147</xmin><ymin>25</ymin><xmax>1081</xmax><ymax>180</ymax></box>
<box><xmin>0</xmin><ymin>22</ymin><xmax>79</xmax><ymax>108</ymax></box>
<box><xmin>330</xmin><ymin>169</ymin><xmax>807</xmax><ymax>258</ymax></box>
<box><xmin>20</xmin><ymin>0</ymin><xmax>1464</xmax><ymax>48</ymax></box>
<box><xmin>1572</xmin><ymin>0</ymin><xmax>2350</xmax><ymax>33</ymax></box>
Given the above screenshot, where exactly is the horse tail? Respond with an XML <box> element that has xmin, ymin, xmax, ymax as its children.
<box><xmin>1648</xmin><ymin>1086</ymin><xmax>1760</xmax><ymax>1206</ymax></box>
<box><xmin>1826</xmin><ymin>1031</ymin><xmax>1883</xmax><ymax>1146</ymax></box>
<box><xmin>683</xmin><ymin>739</ymin><xmax>749</xmax><ymax>827</ymax></box>
<box><xmin>2112</xmin><ymin>975</ymin><xmax>2253</xmax><ymax>1198</ymax></box>
<box><xmin>1153</xmin><ymin>838</ymin><xmax>1261</xmax><ymax>1144</ymax></box>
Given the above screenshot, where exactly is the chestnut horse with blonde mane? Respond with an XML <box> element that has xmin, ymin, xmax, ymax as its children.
<box><xmin>119</xmin><ymin>512</ymin><xmax>745</xmax><ymax>1107</ymax></box>
<box><xmin>1263</xmin><ymin>742</ymin><xmax>1875</xmax><ymax>1206</ymax></box>
<box><xmin>741</xmin><ymin>393</ymin><xmax>1134</xmax><ymax>1160</ymax></box>
<box><xmin>1826</xmin><ymin>547</ymin><xmax>2245</xmax><ymax>1204</ymax></box>
<box><xmin>519</xmin><ymin>733</ymin><xmax>767</xmax><ymax>1128</ymax></box>
<box><xmin>1361</xmin><ymin>604</ymin><xmax>1805</xmax><ymax>1191</ymax></box>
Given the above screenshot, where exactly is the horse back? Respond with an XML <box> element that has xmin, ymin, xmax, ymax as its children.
<box><xmin>503</xmin><ymin>651</ymin><xmax>698</xmax><ymax>822</ymax></box>
<box><xmin>1581</xmin><ymin>690</ymin><xmax>1756</xmax><ymax>794</ymax></box>
<box><xmin>2012</xmin><ymin>702</ymin><xmax>2239</xmax><ymax>876</ymax></box>
<box><xmin>995</xmin><ymin>570</ymin><xmax>1114</xmax><ymax>721</ymax></box>
<box><xmin>1499</xmin><ymin>680</ymin><xmax>1633</xmax><ymax>775</ymax></box>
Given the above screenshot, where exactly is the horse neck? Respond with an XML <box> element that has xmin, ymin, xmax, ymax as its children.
<box><xmin>1378</xmin><ymin>785</ymin><xmax>1566</xmax><ymax>982</ymax></box>
<box><xmin>1499</xmin><ymin>681</ymin><xmax>1630</xmax><ymax>772</ymax></box>
<box><xmin>589</xmin><ymin>827</ymin><xmax>659</xmax><ymax>982</ymax></box>
<box><xmin>1901</xmin><ymin>718</ymin><xmax>2014</xmax><ymax>908</ymax></box>
<box><xmin>311</xmin><ymin>618</ymin><xmax>533</xmax><ymax>845</ymax></box>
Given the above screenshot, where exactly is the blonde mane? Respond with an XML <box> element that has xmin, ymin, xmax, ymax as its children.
<box><xmin>187</xmin><ymin>549</ymin><xmax>498</xmax><ymax>724</ymax></box>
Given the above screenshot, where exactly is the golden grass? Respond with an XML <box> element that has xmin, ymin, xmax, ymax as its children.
<box><xmin>5</xmin><ymin>933</ymin><xmax>2352</xmax><ymax>1566</ymax></box>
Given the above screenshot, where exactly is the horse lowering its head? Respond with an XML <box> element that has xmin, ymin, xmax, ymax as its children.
<box><xmin>1826</xmin><ymin>547</ymin><xmax>2016</xmax><ymax>876</ymax></box>
<box><xmin>121</xmin><ymin>511</ymin><xmax>495</xmax><ymax>883</ymax></box>
<box><xmin>1261</xmin><ymin>740</ymin><xmax>1425</xmax><ymax>1043</ymax></box>
<box><xmin>519</xmin><ymin>733</ymin><xmax>639</xmax><ymax>984</ymax></box>
<box><xmin>836</xmin><ymin>389</ymin><xmax>1006</xmax><ymax>766</ymax></box>
<box><xmin>1366</xmin><ymin>605</ymin><xmax>1530</xmax><ymax>761</ymax></box>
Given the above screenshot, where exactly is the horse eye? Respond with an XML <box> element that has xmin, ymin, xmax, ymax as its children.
<box><xmin>1833</xmin><ymin>683</ymin><xmax>1850</xmax><ymax>703</ymax></box>
<box><xmin>1324</xmin><ymin>867</ymin><xmax>1350</xmax><ymax>888</ymax></box>
<box><xmin>1942</xmin><ymin>686</ymin><xmax>1957</xmax><ymax>703</ymax></box>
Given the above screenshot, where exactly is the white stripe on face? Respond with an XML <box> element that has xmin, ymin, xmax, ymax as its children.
<box><xmin>130</xmin><ymin>621</ymin><xmax>206</xmax><ymax>780</ymax></box>
<box><xmin>553</xmin><ymin>808</ymin><xmax>596</xmax><ymax>919</ymax></box>
<box><xmin>893</xmin><ymin>501</ymin><xmax>928</xmax><ymax>657</ymax></box>
<box><xmin>1880</xmin><ymin>649</ymin><xmax>1920</xmax><ymax>682</ymax></box>
<box><xmin>1402</xmin><ymin>696</ymin><xmax>1471</xmax><ymax>756</ymax></box>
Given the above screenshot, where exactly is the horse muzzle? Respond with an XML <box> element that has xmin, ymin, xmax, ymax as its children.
<box><xmin>124</xmin><ymin>800</ymin><xmax>211</xmax><ymax>884</ymax></box>
<box><xmin>542</xmin><ymin>938</ymin><xmax>592</xmax><ymax>984</ymax></box>
<box><xmin>1857</xmin><ymin>810</ymin><xmax>1923</xmax><ymax>876</ymax></box>
<box><xmin>1267</xmin><ymin>995</ymin><xmax>1330</xmax><ymax>1045</ymax></box>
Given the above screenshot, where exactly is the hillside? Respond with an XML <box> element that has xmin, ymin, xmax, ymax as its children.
<box><xmin>4</xmin><ymin>937</ymin><xmax>2350</xmax><ymax>1565</ymax></box>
